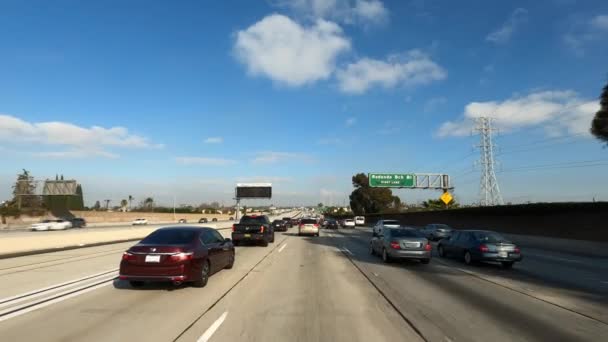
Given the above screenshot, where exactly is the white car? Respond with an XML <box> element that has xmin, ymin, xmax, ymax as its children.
<box><xmin>31</xmin><ymin>219</ymin><xmax>72</xmax><ymax>231</ymax></box>
<box><xmin>343</xmin><ymin>219</ymin><xmax>356</xmax><ymax>228</ymax></box>
<box><xmin>132</xmin><ymin>218</ymin><xmax>148</xmax><ymax>225</ymax></box>
<box><xmin>354</xmin><ymin>216</ymin><xmax>365</xmax><ymax>226</ymax></box>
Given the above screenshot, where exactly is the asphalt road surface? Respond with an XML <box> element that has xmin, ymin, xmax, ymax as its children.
<box><xmin>0</xmin><ymin>225</ymin><xmax>606</xmax><ymax>342</ymax></box>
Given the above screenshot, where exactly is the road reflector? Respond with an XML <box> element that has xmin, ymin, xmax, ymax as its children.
<box><xmin>440</xmin><ymin>192</ymin><xmax>453</xmax><ymax>205</ymax></box>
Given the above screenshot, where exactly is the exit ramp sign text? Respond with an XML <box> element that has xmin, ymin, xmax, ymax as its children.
<box><xmin>369</xmin><ymin>173</ymin><xmax>415</xmax><ymax>187</ymax></box>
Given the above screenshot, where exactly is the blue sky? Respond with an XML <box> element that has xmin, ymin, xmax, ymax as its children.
<box><xmin>1</xmin><ymin>0</ymin><xmax>607</xmax><ymax>207</ymax></box>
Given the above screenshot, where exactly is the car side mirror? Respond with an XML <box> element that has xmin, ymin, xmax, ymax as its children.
<box><xmin>224</xmin><ymin>238</ymin><xmax>232</xmax><ymax>244</ymax></box>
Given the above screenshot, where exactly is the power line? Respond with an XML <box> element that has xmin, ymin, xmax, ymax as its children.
<box><xmin>499</xmin><ymin>132</ymin><xmax>586</xmax><ymax>152</ymax></box>
<box><xmin>499</xmin><ymin>133</ymin><xmax>585</xmax><ymax>155</ymax></box>
<box><xmin>499</xmin><ymin>159</ymin><xmax>608</xmax><ymax>173</ymax></box>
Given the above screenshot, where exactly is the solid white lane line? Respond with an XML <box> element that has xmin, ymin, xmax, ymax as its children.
<box><xmin>0</xmin><ymin>273</ymin><xmax>117</xmax><ymax>315</ymax></box>
<box><xmin>278</xmin><ymin>244</ymin><xmax>287</xmax><ymax>253</ymax></box>
<box><xmin>197</xmin><ymin>311</ymin><xmax>228</xmax><ymax>342</ymax></box>
<box><xmin>0</xmin><ymin>269</ymin><xmax>118</xmax><ymax>306</ymax></box>
<box><xmin>0</xmin><ymin>280</ymin><xmax>113</xmax><ymax>322</ymax></box>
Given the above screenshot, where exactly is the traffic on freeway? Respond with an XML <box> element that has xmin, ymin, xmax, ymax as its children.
<box><xmin>1</xmin><ymin>1</ymin><xmax>607</xmax><ymax>341</ymax></box>
<box><xmin>0</xmin><ymin>211</ymin><xmax>606</xmax><ymax>341</ymax></box>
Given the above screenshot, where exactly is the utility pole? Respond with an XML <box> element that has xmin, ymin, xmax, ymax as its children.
<box><xmin>173</xmin><ymin>195</ymin><xmax>176</xmax><ymax>221</ymax></box>
<box><xmin>474</xmin><ymin>117</ymin><xmax>503</xmax><ymax>206</ymax></box>
<box><xmin>104</xmin><ymin>199</ymin><xmax>111</xmax><ymax>211</ymax></box>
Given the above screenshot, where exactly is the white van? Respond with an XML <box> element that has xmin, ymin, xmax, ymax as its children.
<box><xmin>354</xmin><ymin>216</ymin><xmax>365</xmax><ymax>226</ymax></box>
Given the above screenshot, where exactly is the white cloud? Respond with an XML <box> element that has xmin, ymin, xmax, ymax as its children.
<box><xmin>345</xmin><ymin>117</ymin><xmax>357</xmax><ymax>126</ymax></box>
<box><xmin>436</xmin><ymin>90</ymin><xmax>600</xmax><ymax>137</ymax></box>
<box><xmin>336</xmin><ymin>50</ymin><xmax>447</xmax><ymax>94</ymax></box>
<box><xmin>234</xmin><ymin>14</ymin><xmax>351</xmax><ymax>86</ymax></box>
<box><xmin>251</xmin><ymin>151</ymin><xmax>313</xmax><ymax>163</ymax></box>
<box><xmin>204</xmin><ymin>137</ymin><xmax>223</xmax><ymax>144</ymax></box>
<box><xmin>591</xmin><ymin>15</ymin><xmax>608</xmax><ymax>30</ymax></box>
<box><xmin>274</xmin><ymin>0</ymin><xmax>388</xmax><ymax>25</ymax></box>
<box><xmin>34</xmin><ymin>149</ymin><xmax>119</xmax><ymax>159</ymax></box>
<box><xmin>175</xmin><ymin>157</ymin><xmax>238</xmax><ymax>166</ymax></box>
<box><xmin>353</xmin><ymin>0</ymin><xmax>389</xmax><ymax>25</ymax></box>
<box><xmin>486</xmin><ymin>8</ymin><xmax>528</xmax><ymax>44</ymax></box>
<box><xmin>236</xmin><ymin>176</ymin><xmax>293</xmax><ymax>184</ymax></box>
<box><xmin>0</xmin><ymin>114</ymin><xmax>159</xmax><ymax>158</ymax></box>
<box><xmin>563</xmin><ymin>14</ymin><xmax>608</xmax><ymax>56</ymax></box>
<box><xmin>424</xmin><ymin>96</ymin><xmax>447</xmax><ymax>113</ymax></box>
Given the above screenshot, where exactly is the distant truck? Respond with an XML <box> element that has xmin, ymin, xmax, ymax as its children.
<box><xmin>231</xmin><ymin>215</ymin><xmax>275</xmax><ymax>247</ymax></box>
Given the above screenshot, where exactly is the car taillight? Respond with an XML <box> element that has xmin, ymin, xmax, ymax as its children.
<box><xmin>514</xmin><ymin>247</ymin><xmax>520</xmax><ymax>253</ymax></box>
<box><xmin>390</xmin><ymin>241</ymin><xmax>401</xmax><ymax>249</ymax></box>
<box><xmin>169</xmin><ymin>252</ymin><xmax>193</xmax><ymax>262</ymax></box>
<box><xmin>260</xmin><ymin>225</ymin><xmax>265</xmax><ymax>233</ymax></box>
<box><xmin>313</xmin><ymin>224</ymin><xmax>319</xmax><ymax>227</ymax></box>
<box><xmin>479</xmin><ymin>244</ymin><xmax>489</xmax><ymax>253</ymax></box>
<box><xmin>122</xmin><ymin>252</ymin><xmax>136</xmax><ymax>261</ymax></box>
<box><xmin>424</xmin><ymin>243</ymin><xmax>432</xmax><ymax>251</ymax></box>
<box><xmin>299</xmin><ymin>224</ymin><xmax>304</xmax><ymax>228</ymax></box>
<box><xmin>232</xmin><ymin>224</ymin><xmax>236</xmax><ymax>232</ymax></box>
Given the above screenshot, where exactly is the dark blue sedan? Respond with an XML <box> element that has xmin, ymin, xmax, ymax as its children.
<box><xmin>437</xmin><ymin>230</ymin><xmax>522</xmax><ymax>269</ymax></box>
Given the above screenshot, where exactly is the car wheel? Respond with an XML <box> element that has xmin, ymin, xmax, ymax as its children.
<box><xmin>382</xmin><ymin>248</ymin><xmax>391</xmax><ymax>263</ymax></box>
<box><xmin>438</xmin><ymin>245</ymin><xmax>445</xmax><ymax>258</ymax></box>
<box><xmin>420</xmin><ymin>258</ymin><xmax>431</xmax><ymax>264</ymax></box>
<box><xmin>233</xmin><ymin>240</ymin><xmax>240</xmax><ymax>247</ymax></box>
<box><xmin>225</xmin><ymin>252</ymin><xmax>235</xmax><ymax>269</ymax></box>
<box><xmin>129</xmin><ymin>280</ymin><xmax>145</xmax><ymax>288</ymax></box>
<box><xmin>464</xmin><ymin>251</ymin><xmax>473</xmax><ymax>265</ymax></box>
<box><xmin>270</xmin><ymin>233</ymin><xmax>275</xmax><ymax>243</ymax></box>
<box><xmin>501</xmin><ymin>261</ymin><xmax>514</xmax><ymax>269</ymax></box>
<box><xmin>369</xmin><ymin>243</ymin><xmax>375</xmax><ymax>256</ymax></box>
<box><xmin>261</xmin><ymin>239</ymin><xmax>269</xmax><ymax>247</ymax></box>
<box><xmin>193</xmin><ymin>260</ymin><xmax>210</xmax><ymax>288</ymax></box>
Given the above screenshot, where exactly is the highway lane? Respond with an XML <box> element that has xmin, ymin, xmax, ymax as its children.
<box><xmin>0</xmin><ymin>227</ymin><xmax>422</xmax><ymax>342</ymax></box>
<box><xmin>353</xmin><ymin>226</ymin><xmax>608</xmax><ymax>322</ymax></box>
<box><xmin>1</xmin><ymin>219</ymin><xmax>605</xmax><ymax>341</ymax></box>
<box><xmin>330</xmin><ymin>227</ymin><xmax>608</xmax><ymax>342</ymax></box>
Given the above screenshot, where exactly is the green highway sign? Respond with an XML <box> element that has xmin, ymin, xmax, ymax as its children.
<box><xmin>369</xmin><ymin>173</ymin><xmax>415</xmax><ymax>188</ymax></box>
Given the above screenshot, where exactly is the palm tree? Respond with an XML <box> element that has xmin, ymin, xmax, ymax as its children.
<box><xmin>144</xmin><ymin>197</ymin><xmax>154</xmax><ymax>212</ymax></box>
<box><xmin>128</xmin><ymin>195</ymin><xmax>134</xmax><ymax>210</ymax></box>
<box><xmin>120</xmin><ymin>199</ymin><xmax>128</xmax><ymax>212</ymax></box>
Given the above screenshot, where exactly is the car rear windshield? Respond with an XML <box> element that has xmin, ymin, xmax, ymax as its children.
<box><xmin>272</xmin><ymin>220</ymin><xmax>283</xmax><ymax>223</ymax></box>
<box><xmin>301</xmin><ymin>219</ymin><xmax>317</xmax><ymax>224</ymax></box>
<box><xmin>390</xmin><ymin>229</ymin><xmax>423</xmax><ymax>238</ymax></box>
<box><xmin>384</xmin><ymin>220</ymin><xmax>400</xmax><ymax>226</ymax></box>
<box><xmin>345</xmin><ymin>219</ymin><xmax>354</xmax><ymax>222</ymax></box>
<box><xmin>240</xmin><ymin>216</ymin><xmax>267</xmax><ymax>224</ymax></box>
<box><xmin>141</xmin><ymin>229</ymin><xmax>196</xmax><ymax>245</ymax></box>
<box><xmin>473</xmin><ymin>232</ymin><xmax>507</xmax><ymax>243</ymax></box>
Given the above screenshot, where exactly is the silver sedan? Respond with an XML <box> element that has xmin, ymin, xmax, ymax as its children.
<box><xmin>369</xmin><ymin>227</ymin><xmax>432</xmax><ymax>264</ymax></box>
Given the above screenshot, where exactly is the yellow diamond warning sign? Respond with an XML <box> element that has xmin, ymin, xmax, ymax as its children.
<box><xmin>440</xmin><ymin>192</ymin><xmax>453</xmax><ymax>205</ymax></box>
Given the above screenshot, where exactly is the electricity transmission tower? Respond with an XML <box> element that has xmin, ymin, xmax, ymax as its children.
<box><xmin>474</xmin><ymin>117</ymin><xmax>503</xmax><ymax>206</ymax></box>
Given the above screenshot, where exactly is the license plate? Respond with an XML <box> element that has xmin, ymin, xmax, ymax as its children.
<box><xmin>498</xmin><ymin>251</ymin><xmax>508</xmax><ymax>258</ymax></box>
<box><xmin>244</xmin><ymin>234</ymin><xmax>251</xmax><ymax>238</ymax></box>
<box><xmin>404</xmin><ymin>242</ymin><xmax>420</xmax><ymax>248</ymax></box>
<box><xmin>508</xmin><ymin>253</ymin><xmax>519</xmax><ymax>258</ymax></box>
<box><xmin>145</xmin><ymin>255</ymin><xmax>160</xmax><ymax>263</ymax></box>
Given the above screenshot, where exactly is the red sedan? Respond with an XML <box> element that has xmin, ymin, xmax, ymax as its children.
<box><xmin>119</xmin><ymin>227</ymin><xmax>235</xmax><ymax>288</ymax></box>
